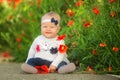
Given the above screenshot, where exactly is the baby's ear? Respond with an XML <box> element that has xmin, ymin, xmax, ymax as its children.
<box><xmin>58</xmin><ymin>26</ymin><xmax>61</xmax><ymax>30</ymax></box>
<box><xmin>57</xmin><ymin>27</ymin><xmax>61</xmax><ymax>32</ymax></box>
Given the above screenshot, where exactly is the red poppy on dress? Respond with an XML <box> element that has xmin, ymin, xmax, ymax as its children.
<box><xmin>92</xmin><ymin>7</ymin><xmax>100</xmax><ymax>15</ymax></box>
<box><xmin>57</xmin><ymin>34</ymin><xmax>66</xmax><ymax>40</ymax></box>
<box><xmin>36</xmin><ymin>45</ymin><xmax>40</xmax><ymax>52</ymax></box>
<box><xmin>58</xmin><ymin>45</ymin><xmax>68</xmax><ymax>53</ymax></box>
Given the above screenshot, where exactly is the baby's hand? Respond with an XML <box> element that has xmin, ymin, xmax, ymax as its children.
<box><xmin>49</xmin><ymin>65</ymin><xmax>57</xmax><ymax>73</ymax></box>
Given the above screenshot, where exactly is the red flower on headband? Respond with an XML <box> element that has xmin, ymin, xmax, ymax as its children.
<box><xmin>57</xmin><ymin>34</ymin><xmax>66</xmax><ymax>40</ymax></box>
<box><xmin>58</xmin><ymin>45</ymin><xmax>68</xmax><ymax>53</ymax></box>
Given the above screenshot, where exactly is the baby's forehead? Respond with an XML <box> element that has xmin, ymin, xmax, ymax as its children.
<box><xmin>42</xmin><ymin>16</ymin><xmax>58</xmax><ymax>20</ymax></box>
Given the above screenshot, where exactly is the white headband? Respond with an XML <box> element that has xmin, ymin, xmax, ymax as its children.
<box><xmin>42</xmin><ymin>19</ymin><xmax>51</xmax><ymax>23</ymax></box>
<box><xmin>41</xmin><ymin>18</ymin><xmax>59</xmax><ymax>26</ymax></box>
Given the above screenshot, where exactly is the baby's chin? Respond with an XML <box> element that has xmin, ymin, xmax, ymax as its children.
<box><xmin>43</xmin><ymin>35</ymin><xmax>57</xmax><ymax>39</ymax></box>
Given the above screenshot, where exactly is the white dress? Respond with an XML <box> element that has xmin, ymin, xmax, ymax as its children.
<box><xmin>25</xmin><ymin>35</ymin><xmax>70</xmax><ymax>67</ymax></box>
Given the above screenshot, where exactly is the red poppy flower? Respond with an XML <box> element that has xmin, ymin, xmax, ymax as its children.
<box><xmin>66</xmin><ymin>9</ymin><xmax>75</xmax><ymax>17</ymax></box>
<box><xmin>83</xmin><ymin>21</ymin><xmax>91</xmax><ymax>28</ymax></box>
<box><xmin>14</xmin><ymin>0</ymin><xmax>21</xmax><ymax>5</ymax></box>
<box><xmin>57</xmin><ymin>34</ymin><xmax>66</xmax><ymax>41</ymax></box>
<box><xmin>7</xmin><ymin>0</ymin><xmax>12</xmax><ymax>3</ymax></box>
<box><xmin>67</xmin><ymin>20</ymin><xmax>74</xmax><ymax>26</ymax></box>
<box><xmin>58</xmin><ymin>45</ymin><xmax>68</xmax><ymax>53</ymax></box>
<box><xmin>92</xmin><ymin>7</ymin><xmax>100</xmax><ymax>15</ymax></box>
<box><xmin>23</xmin><ymin>18</ymin><xmax>28</xmax><ymax>23</ymax></box>
<box><xmin>109</xmin><ymin>0</ymin><xmax>115</xmax><ymax>3</ymax></box>
<box><xmin>11</xmin><ymin>0</ymin><xmax>21</xmax><ymax>9</ymax></box>
<box><xmin>108</xmin><ymin>66</ymin><xmax>112</xmax><ymax>72</ymax></box>
<box><xmin>16</xmin><ymin>37</ymin><xmax>22</xmax><ymax>42</ymax></box>
<box><xmin>92</xmin><ymin>49</ymin><xmax>97</xmax><ymax>55</ymax></box>
<box><xmin>112</xmin><ymin>47</ymin><xmax>119</xmax><ymax>52</ymax></box>
<box><xmin>86</xmin><ymin>66</ymin><xmax>93</xmax><ymax>71</ymax></box>
<box><xmin>8</xmin><ymin>15</ymin><xmax>13</xmax><ymax>20</ymax></box>
<box><xmin>37</xmin><ymin>0</ymin><xmax>41</xmax><ymax>7</ymax></box>
<box><xmin>36</xmin><ymin>45</ymin><xmax>40</xmax><ymax>52</ymax></box>
<box><xmin>75</xmin><ymin>0</ymin><xmax>83</xmax><ymax>7</ymax></box>
<box><xmin>2</xmin><ymin>51</ymin><xmax>10</xmax><ymax>58</ymax></box>
<box><xmin>99</xmin><ymin>43</ymin><xmax>107</xmax><ymax>47</ymax></box>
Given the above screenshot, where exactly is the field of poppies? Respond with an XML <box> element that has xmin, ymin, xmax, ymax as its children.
<box><xmin>0</xmin><ymin>0</ymin><xmax>120</xmax><ymax>74</ymax></box>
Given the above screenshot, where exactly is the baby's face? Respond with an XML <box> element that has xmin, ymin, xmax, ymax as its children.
<box><xmin>41</xmin><ymin>22</ymin><xmax>60</xmax><ymax>38</ymax></box>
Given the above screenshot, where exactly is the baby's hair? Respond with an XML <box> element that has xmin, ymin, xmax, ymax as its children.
<box><xmin>41</xmin><ymin>11</ymin><xmax>60</xmax><ymax>26</ymax></box>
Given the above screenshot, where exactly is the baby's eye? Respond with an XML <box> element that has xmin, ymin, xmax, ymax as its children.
<box><xmin>42</xmin><ymin>26</ymin><xmax>47</xmax><ymax>28</ymax></box>
<box><xmin>50</xmin><ymin>26</ymin><xmax>55</xmax><ymax>28</ymax></box>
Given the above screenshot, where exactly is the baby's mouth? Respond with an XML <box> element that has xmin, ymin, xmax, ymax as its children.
<box><xmin>45</xmin><ymin>32</ymin><xmax>52</xmax><ymax>34</ymax></box>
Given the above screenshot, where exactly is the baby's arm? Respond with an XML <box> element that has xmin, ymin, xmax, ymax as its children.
<box><xmin>25</xmin><ymin>39</ymin><xmax>37</xmax><ymax>63</ymax></box>
<box><xmin>50</xmin><ymin>40</ymin><xmax>67</xmax><ymax>71</ymax></box>
<box><xmin>51</xmin><ymin>52</ymin><xmax>65</xmax><ymax>67</ymax></box>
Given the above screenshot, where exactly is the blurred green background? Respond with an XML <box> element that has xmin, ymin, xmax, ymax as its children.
<box><xmin>0</xmin><ymin>0</ymin><xmax>120</xmax><ymax>74</ymax></box>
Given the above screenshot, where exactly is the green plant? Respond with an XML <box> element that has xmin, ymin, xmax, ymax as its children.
<box><xmin>0</xmin><ymin>0</ymin><xmax>120</xmax><ymax>74</ymax></box>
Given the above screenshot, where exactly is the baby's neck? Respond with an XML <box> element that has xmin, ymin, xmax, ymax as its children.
<box><xmin>42</xmin><ymin>35</ymin><xmax>58</xmax><ymax>39</ymax></box>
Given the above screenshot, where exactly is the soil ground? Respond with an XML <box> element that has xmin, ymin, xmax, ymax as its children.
<box><xmin>0</xmin><ymin>63</ymin><xmax>120</xmax><ymax>80</ymax></box>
